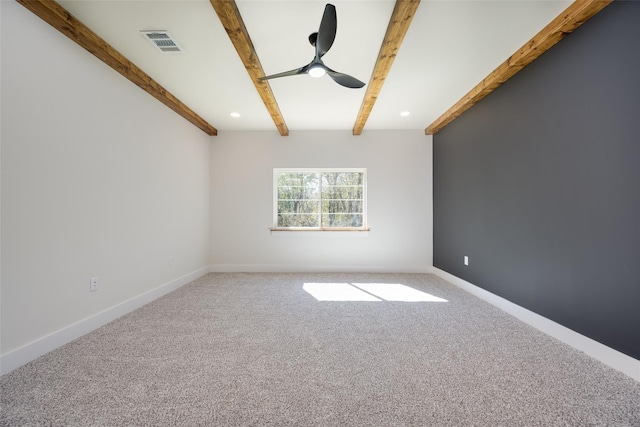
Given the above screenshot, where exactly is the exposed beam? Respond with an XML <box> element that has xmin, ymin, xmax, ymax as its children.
<box><xmin>16</xmin><ymin>0</ymin><xmax>218</xmax><ymax>136</ymax></box>
<box><xmin>353</xmin><ymin>0</ymin><xmax>421</xmax><ymax>136</ymax></box>
<box><xmin>210</xmin><ymin>0</ymin><xmax>289</xmax><ymax>136</ymax></box>
<box><xmin>425</xmin><ymin>0</ymin><xmax>612</xmax><ymax>135</ymax></box>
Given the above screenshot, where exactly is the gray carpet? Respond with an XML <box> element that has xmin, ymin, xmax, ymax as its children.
<box><xmin>2</xmin><ymin>273</ymin><xmax>639</xmax><ymax>426</ymax></box>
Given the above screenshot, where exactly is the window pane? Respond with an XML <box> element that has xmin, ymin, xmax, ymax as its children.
<box><xmin>277</xmin><ymin>171</ymin><xmax>321</xmax><ymax>228</ymax></box>
<box><xmin>322</xmin><ymin>172</ymin><xmax>363</xmax><ymax>186</ymax></box>
<box><xmin>278</xmin><ymin>200</ymin><xmax>320</xmax><ymax>214</ymax></box>
<box><xmin>322</xmin><ymin>213</ymin><xmax>363</xmax><ymax>227</ymax></box>
<box><xmin>321</xmin><ymin>200</ymin><xmax>362</xmax><ymax>214</ymax></box>
<box><xmin>278</xmin><ymin>213</ymin><xmax>320</xmax><ymax>227</ymax></box>
<box><xmin>321</xmin><ymin>186</ymin><xmax>363</xmax><ymax>200</ymax></box>
<box><xmin>278</xmin><ymin>172</ymin><xmax>318</xmax><ymax>188</ymax></box>
<box><xmin>277</xmin><ymin>186</ymin><xmax>319</xmax><ymax>200</ymax></box>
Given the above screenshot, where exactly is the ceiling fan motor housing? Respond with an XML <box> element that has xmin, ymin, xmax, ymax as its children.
<box><xmin>309</xmin><ymin>32</ymin><xmax>318</xmax><ymax>46</ymax></box>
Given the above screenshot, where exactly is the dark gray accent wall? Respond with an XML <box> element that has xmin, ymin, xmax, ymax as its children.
<box><xmin>433</xmin><ymin>1</ymin><xmax>640</xmax><ymax>360</ymax></box>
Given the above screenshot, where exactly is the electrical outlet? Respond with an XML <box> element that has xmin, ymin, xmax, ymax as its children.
<box><xmin>464</xmin><ymin>256</ymin><xmax>469</xmax><ymax>266</ymax></box>
<box><xmin>168</xmin><ymin>256</ymin><xmax>174</xmax><ymax>267</ymax></box>
<box><xmin>90</xmin><ymin>277</ymin><xmax>99</xmax><ymax>292</ymax></box>
<box><xmin>322</xmin><ymin>247</ymin><xmax>328</xmax><ymax>254</ymax></box>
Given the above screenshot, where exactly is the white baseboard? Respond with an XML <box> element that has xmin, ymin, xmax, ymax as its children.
<box><xmin>432</xmin><ymin>267</ymin><xmax>640</xmax><ymax>382</ymax></box>
<box><xmin>0</xmin><ymin>266</ymin><xmax>210</xmax><ymax>376</ymax></box>
<box><xmin>209</xmin><ymin>264</ymin><xmax>433</xmax><ymax>274</ymax></box>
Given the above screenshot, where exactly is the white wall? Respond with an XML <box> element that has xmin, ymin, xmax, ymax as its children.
<box><xmin>210</xmin><ymin>130</ymin><xmax>432</xmax><ymax>272</ymax></box>
<box><xmin>1</xmin><ymin>3</ymin><xmax>212</xmax><ymax>369</ymax></box>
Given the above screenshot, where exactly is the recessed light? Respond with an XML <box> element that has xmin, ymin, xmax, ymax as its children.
<box><xmin>230</xmin><ymin>112</ymin><xmax>241</xmax><ymax>118</ymax></box>
<box><xmin>400</xmin><ymin>111</ymin><xmax>411</xmax><ymax>117</ymax></box>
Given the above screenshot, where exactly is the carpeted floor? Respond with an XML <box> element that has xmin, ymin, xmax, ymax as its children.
<box><xmin>2</xmin><ymin>273</ymin><xmax>639</xmax><ymax>426</ymax></box>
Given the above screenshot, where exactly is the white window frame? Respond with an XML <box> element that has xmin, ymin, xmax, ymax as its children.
<box><xmin>272</xmin><ymin>168</ymin><xmax>368</xmax><ymax>231</ymax></box>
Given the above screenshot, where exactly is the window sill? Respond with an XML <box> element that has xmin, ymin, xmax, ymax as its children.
<box><xmin>269</xmin><ymin>227</ymin><xmax>370</xmax><ymax>233</ymax></box>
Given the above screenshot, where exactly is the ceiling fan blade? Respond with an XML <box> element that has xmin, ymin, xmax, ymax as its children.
<box><xmin>326</xmin><ymin>69</ymin><xmax>365</xmax><ymax>89</ymax></box>
<box><xmin>258</xmin><ymin>65</ymin><xmax>309</xmax><ymax>81</ymax></box>
<box><xmin>316</xmin><ymin>4</ymin><xmax>337</xmax><ymax>58</ymax></box>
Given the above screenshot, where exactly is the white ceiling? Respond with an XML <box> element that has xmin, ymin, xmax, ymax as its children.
<box><xmin>57</xmin><ymin>0</ymin><xmax>572</xmax><ymax>133</ymax></box>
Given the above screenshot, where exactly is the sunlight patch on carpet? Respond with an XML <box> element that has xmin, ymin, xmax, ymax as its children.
<box><xmin>352</xmin><ymin>283</ymin><xmax>448</xmax><ymax>302</ymax></box>
<box><xmin>303</xmin><ymin>283</ymin><xmax>381</xmax><ymax>301</ymax></box>
<box><xmin>303</xmin><ymin>282</ymin><xmax>448</xmax><ymax>302</ymax></box>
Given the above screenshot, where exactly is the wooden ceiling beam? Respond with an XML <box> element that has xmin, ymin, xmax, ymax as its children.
<box><xmin>210</xmin><ymin>0</ymin><xmax>289</xmax><ymax>136</ymax></box>
<box><xmin>17</xmin><ymin>0</ymin><xmax>218</xmax><ymax>136</ymax></box>
<box><xmin>353</xmin><ymin>0</ymin><xmax>421</xmax><ymax>136</ymax></box>
<box><xmin>425</xmin><ymin>0</ymin><xmax>612</xmax><ymax>135</ymax></box>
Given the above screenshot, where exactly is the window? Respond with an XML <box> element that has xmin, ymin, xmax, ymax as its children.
<box><xmin>273</xmin><ymin>168</ymin><xmax>367</xmax><ymax>230</ymax></box>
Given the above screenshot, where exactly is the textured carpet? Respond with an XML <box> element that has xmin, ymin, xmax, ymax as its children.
<box><xmin>2</xmin><ymin>273</ymin><xmax>639</xmax><ymax>426</ymax></box>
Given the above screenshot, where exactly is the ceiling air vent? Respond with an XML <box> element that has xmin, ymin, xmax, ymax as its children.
<box><xmin>140</xmin><ymin>31</ymin><xmax>183</xmax><ymax>53</ymax></box>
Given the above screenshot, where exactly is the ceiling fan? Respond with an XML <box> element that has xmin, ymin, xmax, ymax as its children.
<box><xmin>258</xmin><ymin>4</ymin><xmax>365</xmax><ymax>89</ymax></box>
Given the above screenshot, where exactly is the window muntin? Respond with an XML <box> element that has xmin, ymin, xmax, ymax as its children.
<box><xmin>274</xmin><ymin>169</ymin><xmax>367</xmax><ymax>230</ymax></box>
